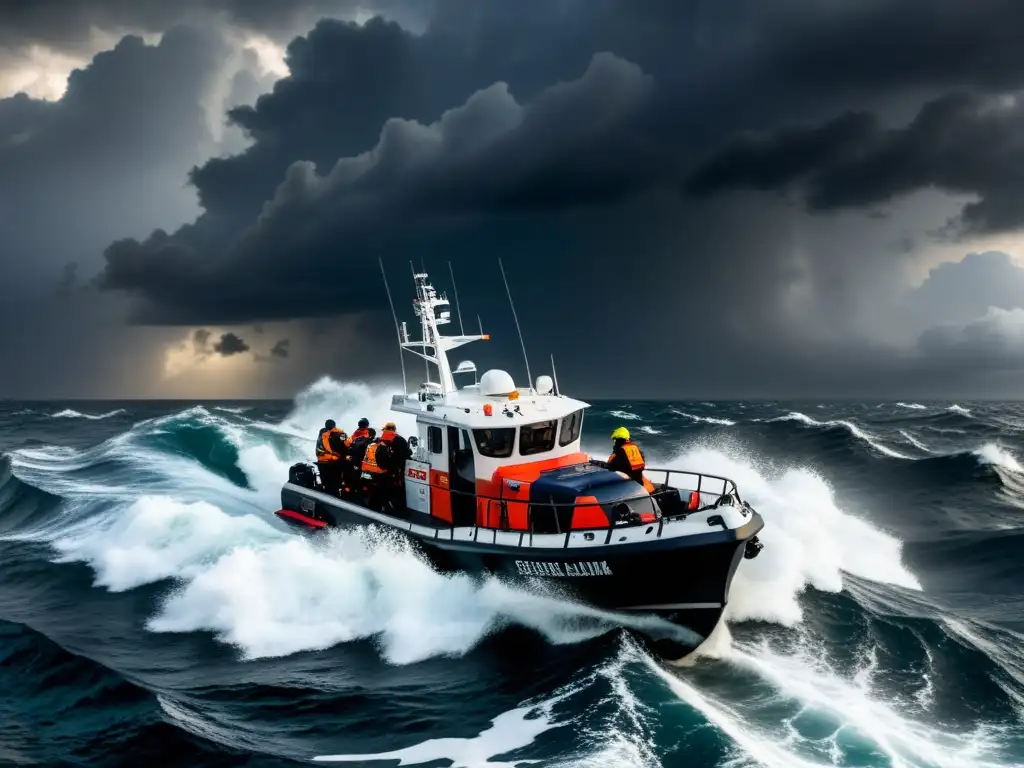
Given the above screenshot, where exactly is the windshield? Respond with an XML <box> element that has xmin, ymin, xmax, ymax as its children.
<box><xmin>519</xmin><ymin>420</ymin><xmax>557</xmax><ymax>456</ymax></box>
<box><xmin>473</xmin><ymin>427</ymin><xmax>515</xmax><ymax>458</ymax></box>
<box><xmin>559</xmin><ymin>409</ymin><xmax>584</xmax><ymax>446</ymax></box>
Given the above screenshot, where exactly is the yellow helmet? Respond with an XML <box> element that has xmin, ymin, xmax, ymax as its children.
<box><xmin>383</xmin><ymin>421</ymin><xmax>396</xmax><ymax>431</ymax></box>
<box><xmin>610</xmin><ymin>426</ymin><xmax>630</xmax><ymax>441</ymax></box>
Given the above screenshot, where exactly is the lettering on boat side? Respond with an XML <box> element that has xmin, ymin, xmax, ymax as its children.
<box><xmin>514</xmin><ymin>560</ymin><xmax>613</xmax><ymax>577</ymax></box>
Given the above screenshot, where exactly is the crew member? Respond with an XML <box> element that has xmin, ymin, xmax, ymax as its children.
<box><xmin>360</xmin><ymin>432</ymin><xmax>392</xmax><ymax>510</ymax></box>
<box><xmin>607</xmin><ymin>427</ymin><xmax>655</xmax><ymax>492</ymax></box>
<box><xmin>379</xmin><ymin>421</ymin><xmax>411</xmax><ymax>507</ymax></box>
<box><xmin>332</xmin><ymin>429</ymin><xmax>349</xmax><ymax>491</ymax></box>
<box><xmin>380</xmin><ymin>422</ymin><xmax>411</xmax><ymax>466</ymax></box>
<box><xmin>315</xmin><ymin>419</ymin><xmax>344</xmax><ymax>496</ymax></box>
<box><xmin>346</xmin><ymin>417</ymin><xmax>371</xmax><ymax>446</ymax></box>
<box><xmin>345</xmin><ymin>427</ymin><xmax>376</xmax><ymax>494</ymax></box>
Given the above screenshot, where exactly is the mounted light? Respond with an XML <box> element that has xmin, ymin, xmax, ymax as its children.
<box><xmin>508</xmin><ymin>391</ymin><xmax>520</xmax><ymax>400</ymax></box>
<box><xmin>483</xmin><ymin>403</ymin><xmax>493</xmax><ymax>416</ymax></box>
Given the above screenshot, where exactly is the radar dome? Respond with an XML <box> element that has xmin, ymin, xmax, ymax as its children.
<box><xmin>535</xmin><ymin>375</ymin><xmax>554</xmax><ymax>394</ymax></box>
<box><xmin>480</xmin><ymin>369</ymin><xmax>516</xmax><ymax>396</ymax></box>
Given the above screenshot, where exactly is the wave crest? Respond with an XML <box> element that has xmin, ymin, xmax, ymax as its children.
<box><xmin>50</xmin><ymin>408</ymin><xmax>126</xmax><ymax>420</ymax></box>
<box><xmin>765</xmin><ymin>411</ymin><xmax>910</xmax><ymax>459</ymax></box>
<box><xmin>655</xmin><ymin>445</ymin><xmax>921</xmax><ymax>630</ymax></box>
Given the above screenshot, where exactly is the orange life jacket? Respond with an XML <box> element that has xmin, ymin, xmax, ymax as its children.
<box><xmin>346</xmin><ymin>427</ymin><xmax>370</xmax><ymax>447</ymax></box>
<box><xmin>361</xmin><ymin>441</ymin><xmax>388</xmax><ymax>474</ymax></box>
<box><xmin>608</xmin><ymin>441</ymin><xmax>645</xmax><ymax>471</ymax></box>
<box><xmin>316</xmin><ymin>428</ymin><xmax>342</xmax><ymax>461</ymax></box>
<box><xmin>380</xmin><ymin>429</ymin><xmax>397</xmax><ymax>443</ymax></box>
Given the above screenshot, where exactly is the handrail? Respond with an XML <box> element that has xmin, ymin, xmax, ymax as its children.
<box><xmin>403</xmin><ymin>467</ymin><xmax>744</xmax><ymax>533</ymax></box>
<box><xmin>424</xmin><ymin>469</ymin><xmax>739</xmax><ymax>507</ymax></box>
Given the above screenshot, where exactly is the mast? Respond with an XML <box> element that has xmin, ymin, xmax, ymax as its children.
<box><xmin>402</xmin><ymin>271</ymin><xmax>488</xmax><ymax>395</ymax></box>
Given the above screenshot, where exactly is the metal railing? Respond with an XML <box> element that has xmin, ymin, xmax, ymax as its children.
<box><xmin>410</xmin><ymin>466</ymin><xmax>744</xmax><ymax>534</ymax></box>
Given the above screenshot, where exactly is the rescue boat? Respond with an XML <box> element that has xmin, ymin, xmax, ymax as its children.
<box><xmin>274</xmin><ymin>268</ymin><xmax>764</xmax><ymax>659</ymax></box>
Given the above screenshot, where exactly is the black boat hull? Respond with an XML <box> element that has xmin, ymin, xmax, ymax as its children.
<box><xmin>277</xmin><ymin>483</ymin><xmax>762</xmax><ymax>659</ymax></box>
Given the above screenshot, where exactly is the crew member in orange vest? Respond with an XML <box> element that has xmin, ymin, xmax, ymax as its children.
<box><xmin>379</xmin><ymin>421</ymin><xmax>411</xmax><ymax>466</ymax></box>
<box><xmin>315</xmin><ymin>419</ymin><xmax>345</xmax><ymax>496</ymax></box>
<box><xmin>343</xmin><ymin>425</ymin><xmax>373</xmax><ymax>493</ymax></box>
<box><xmin>607</xmin><ymin>427</ymin><xmax>655</xmax><ymax>493</ymax></box>
<box><xmin>360</xmin><ymin>433</ymin><xmax>391</xmax><ymax>510</ymax></box>
<box><xmin>346</xmin><ymin>417</ymin><xmax>371</xmax><ymax>446</ymax></box>
<box><xmin>379</xmin><ymin>421</ymin><xmax>411</xmax><ymax>508</ymax></box>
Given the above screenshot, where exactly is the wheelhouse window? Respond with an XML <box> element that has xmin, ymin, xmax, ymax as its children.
<box><xmin>519</xmin><ymin>420</ymin><xmax>557</xmax><ymax>456</ymax></box>
<box><xmin>473</xmin><ymin>427</ymin><xmax>515</xmax><ymax>458</ymax></box>
<box><xmin>428</xmin><ymin>425</ymin><xmax>443</xmax><ymax>454</ymax></box>
<box><xmin>559</xmin><ymin>409</ymin><xmax>584</xmax><ymax>446</ymax></box>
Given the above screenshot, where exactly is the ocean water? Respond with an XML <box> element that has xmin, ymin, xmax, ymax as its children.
<box><xmin>1</xmin><ymin>379</ymin><xmax>1023</xmax><ymax>767</ymax></box>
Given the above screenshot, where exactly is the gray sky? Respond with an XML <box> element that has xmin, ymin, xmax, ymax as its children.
<box><xmin>4</xmin><ymin>0</ymin><xmax>1024</xmax><ymax>399</ymax></box>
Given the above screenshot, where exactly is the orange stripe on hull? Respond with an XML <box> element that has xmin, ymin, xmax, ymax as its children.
<box><xmin>430</xmin><ymin>470</ymin><xmax>452</xmax><ymax>522</ymax></box>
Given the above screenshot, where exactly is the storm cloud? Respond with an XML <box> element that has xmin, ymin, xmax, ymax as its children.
<box><xmin>6</xmin><ymin>0</ymin><xmax>1024</xmax><ymax>396</ymax></box>
<box><xmin>271</xmin><ymin>339</ymin><xmax>291</xmax><ymax>358</ymax></box>
<box><xmin>97</xmin><ymin>48</ymin><xmax>665</xmax><ymax>324</ymax></box>
<box><xmin>212</xmin><ymin>332</ymin><xmax>250</xmax><ymax>356</ymax></box>
<box><xmin>0</xmin><ymin>0</ymin><xmax>388</xmax><ymax>52</ymax></box>
<box><xmin>685</xmin><ymin>91</ymin><xmax>1024</xmax><ymax>237</ymax></box>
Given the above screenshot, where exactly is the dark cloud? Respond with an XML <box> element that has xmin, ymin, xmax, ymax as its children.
<box><xmin>189</xmin><ymin>327</ymin><xmax>255</xmax><ymax>358</ymax></box>
<box><xmin>0</xmin><ymin>25</ymin><xmax>242</xmax><ymax>399</ymax></box>
<box><xmin>254</xmin><ymin>336</ymin><xmax>291</xmax><ymax>363</ymax></box>
<box><xmin>743</xmin><ymin>0</ymin><xmax>1024</xmax><ymax>96</ymax></box>
<box><xmin>685</xmin><ymin>90</ymin><xmax>1024</xmax><ymax>237</ymax></box>
<box><xmin>8</xmin><ymin>0</ymin><xmax>1024</xmax><ymax>397</ymax></box>
<box><xmin>0</xmin><ymin>25</ymin><xmax>225</xmax><ymax>288</ymax></box>
<box><xmin>271</xmin><ymin>338</ymin><xmax>290</xmax><ymax>358</ymax></box>
<box><xmin>212</xmin><ymin>331</ymin><xmax>250</xmax><ymax>356</ymax></box>
<box><xmin>98</xmin><ymin>0</ymin><xmax>1024</xmax><ymax>333</ymax></box>
<box><xmin>96</xmin><ymin>49</ymin><xmax>663</xmax><ymax>324</ymax></box>
<box><xmin>0</xmin><ymin>0</ymin><xmax>367</xmax><ymax>53</ymax></box>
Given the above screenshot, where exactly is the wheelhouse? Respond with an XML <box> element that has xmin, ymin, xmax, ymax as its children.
<box><xmin>376</xmin><ymin>270</ymin><xmax>694</xmax><ymax>535</ymax></box>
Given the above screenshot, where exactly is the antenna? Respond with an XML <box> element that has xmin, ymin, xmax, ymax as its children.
<box><xmin>410</xmin><ymin>261</ymin><xmax>429</xmax><ymax>383</ymax></box>
<box><xmin>379</xmin><ymin>257</ymin><xmax>407</xmax><ymax>394</ymax></box>
<box><xmin>550</xmin><ymin>354</ymin><xmax>561</xmax><ymax>396</ymax></box>
<box><xmin>447</xmin><ymin>260</ymin><xmax>466</xmax><ymax>336</ymax></box>
<box><xmin>498</xmin><ymin>258</ymin><xmax>532</xmax><ymax>387</ymax></box>
<box><xmin>477</xmin><ymin>315</ymin><xmax>483</xmax><ymax>335</ymax></box>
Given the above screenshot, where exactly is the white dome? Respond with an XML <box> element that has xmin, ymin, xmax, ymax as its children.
<box><xmin>479</xmin><ymin>369</ymin><xmax>516</xmax><ymax>396</ymax></box>
<box><xmin>534</xmin><ymin>375</ymin><xmax>554</xmax><ymax>394</ymax></box>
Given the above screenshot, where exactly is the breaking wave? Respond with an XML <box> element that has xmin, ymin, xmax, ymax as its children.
<box><xmin>50</xmin><ymin>408</ymin><xmax>127</xmax><ymax>420</ymax></box>
<box><xmin>3</xmin><ymin>385</ymin><xmax>1024</xmax><ymax>766</ymax></box>
<box><xmin>668</xmin><ymin>410</ymin><xmax>737</xmax><ymax>427</ymax></box>
<box><xmin>764</xmin><ymin>411</ymin><xmax>911</xmax><ymax>460</ymax></box>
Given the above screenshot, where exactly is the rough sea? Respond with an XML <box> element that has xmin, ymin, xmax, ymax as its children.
<box><xmin>2</xmin><ymin>378</ymin><xmax>1023</xmax><ymax>767</ymax></box>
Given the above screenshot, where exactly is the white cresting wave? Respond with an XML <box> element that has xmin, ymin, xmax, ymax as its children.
<box><xmin>900</xmin><ymin>429</ymin><xmax>933</xmax><ymax>453</ymax></box>
<box><xmin>764</xmin><ymin>411</ymin><xmax>911</xmax><ymax>460</ymax></box>
<box><xmin>645</xmin><ymin>636</ymin><xmax>1017</xmax><ymax>768</ymax></box>
<box><xmin>50</xmin><ymin>408</ymin><xmax>127</xmax><ymax>420</ymax></box>
<box><xmin>897</xmin><ymin>402</ymin><xmax>928</xmax><ymax>410</ymax></box>
<box><xmin>11</xmin><ymin>378</ymin><xmax>922</xmax><ymax>651</ymax></box>
<box><xmin>12</xmin><ymin>378</ymin><xmax>1023</xmax><ymax>767</ymax></box>
<box><xmin>669</xmin><ymin>409</ymin><xmax>737</xmax><ymax>427</ymax></box>
<box><xmin>973</xmin><ymin>443</ymin><xmax>1024</xmax><ymax>474</ymax></box>
<box><xmin>605</xmin><ymin>409</ymin><xmax>642</xmax><ymax>422</ymax></box>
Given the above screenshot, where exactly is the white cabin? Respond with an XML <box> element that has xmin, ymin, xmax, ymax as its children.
<box><xmin>387</xmin><ymin>272</ymin><xmax>591</xmax><ymax>526</ymax></box>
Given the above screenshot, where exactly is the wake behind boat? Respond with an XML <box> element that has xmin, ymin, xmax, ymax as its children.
<box><xmin>274</xmin><ymin>267</ymin><xmax>764</xmax><ymax>659</ymax></box>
